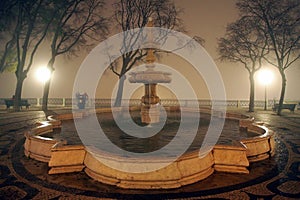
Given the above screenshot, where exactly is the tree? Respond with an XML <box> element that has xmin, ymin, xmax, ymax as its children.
<box><xmin>41</xmin><ymin>0</ymin><xmax>107</xmax><ymax>111</ymax></box>
<box><xmin>110</xmin><ymin>0</ymin><xmax>185</xmax><ymax>107</ymax></box>
<box><xmin>237</xmin><ymin>0</ymin><xmax>300</xmax><ymax>115</ymax></box>
<box><xmin>0</xmin><ymin>1</ymin><xmax>17</xmax><ymax>32</ymax></box>
<box><xmin>218</xmin><ymin>17</ymin><xmax>268</xmax><ymax>112</ymax></box>
<box><xmin>0</xmin><ymin>0</ymin><xmax>55</xmax><ymax>111</ymax></box>
<box><xmin>0</xmin><ymin>1</ymin><xmax>18</xmax><ymax>72</ymax></box>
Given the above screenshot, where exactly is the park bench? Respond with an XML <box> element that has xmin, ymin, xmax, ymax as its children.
<box><xmin>4</xmin><ymin>99</ymin><xmax>30</xmax><ymax>109</ymax></box>
<box><xmin>272</xmin><ymin>103</ymin><xmax>296</xmax><ymax>112</ymax></box>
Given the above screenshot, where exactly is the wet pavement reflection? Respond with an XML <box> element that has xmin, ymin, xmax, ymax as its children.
<box><xmin>0</xmin><ymin>108</ymin><xmax>299</xmax><ymax>199</ymax></box>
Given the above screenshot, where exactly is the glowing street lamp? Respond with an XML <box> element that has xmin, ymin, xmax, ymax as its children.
<box><xmin>257</xmin><ymin>69</ymin><xmax>273</xmax><ymax>110</ymax></box>
<box><xmin>35</xmin><ymin>66</ymin><xmax>51</xmax><ymax>107</ymax></box>
<box><xmin>36</xmin><ymin>66</ymin><xmax>51</xmax><ymax>84</ymax></box>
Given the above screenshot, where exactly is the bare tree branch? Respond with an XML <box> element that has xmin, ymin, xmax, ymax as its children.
<box><xmin>236</xmin><ymin>0</ymin><xmax>300</xmax><ymax>115</ymax></box>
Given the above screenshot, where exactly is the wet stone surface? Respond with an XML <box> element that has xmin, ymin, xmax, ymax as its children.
<box><xmin>0</xmin><ymin>109</ymin><xmax>299</xmax><ymax>199</ymax></box>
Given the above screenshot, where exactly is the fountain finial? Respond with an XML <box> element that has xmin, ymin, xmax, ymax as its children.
<box><xmin>145</xmin><ymin>17</ymin><xmax>155</xmax><ymax>64</ymax></box>
<box><xmin>147</xmin><ymin>17</ymin><xmax>153</xmax><ymax>27</ymax></box>
<box><xmin>146</xmin><ymin>50</ymin><xmax>155</xmax><ymax>64</ymax></box>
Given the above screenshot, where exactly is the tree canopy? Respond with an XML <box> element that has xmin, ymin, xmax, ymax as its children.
<box><xmin>41</xmin><ymin>0</ymin><xmax>108</xmax><ymax>111</ymax></box>
<box><xmin>237</xmin><ymin>0</ymin><xmax>300</xmax><ymax>115</ymax></box>
<box><xmin>110</xmin><ymin>0</ymin><xmax>201</xmax><ymax>106</ymax></box>
<box><xmin>0</xmin><ymin>0</ymin><xmax>107</xmax><ymax>111</ymax></box>
<box><xmin>218</xmin><ymin>16</ymin><xmax>268</xmax><ymax>112</ymax></box>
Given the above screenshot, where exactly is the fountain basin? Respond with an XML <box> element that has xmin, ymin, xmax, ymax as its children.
<box><xmin>24</xmin><ymin>107</ymin><xmax>275</xmax><ymax>189</ymax></box>
<box><xmin>84</xmin><ymin>149</ymin><xmax>214</xmax><ymax>189</ymax></box>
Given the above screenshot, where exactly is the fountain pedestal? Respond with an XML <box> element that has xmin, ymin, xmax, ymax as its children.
<box><xmin>141</xmin><ymin>83</ymin><xmax>160</xmax><ymax>123</ymax></box>
<box><xmin>141</xmin><ymin>84</ymin><xmax>159</xmax><ymax>104</ymax></box>
<box><xmin>141</xmin><ymin>104</ymin><xmax>160</xmax><ymax>123</ymax></box>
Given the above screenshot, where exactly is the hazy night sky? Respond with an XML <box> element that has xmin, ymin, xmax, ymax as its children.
<box><xmin>0</xmin><ymin>0</ymin><xmax>299</xmax><ymax>101</ymax></box>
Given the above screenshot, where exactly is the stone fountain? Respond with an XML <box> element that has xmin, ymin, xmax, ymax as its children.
<box><xmin>23</xmin><ymin>18</ymin><xmax>276</xmax><ymax>190</ymax></box>
<box><xmin>128</xmin><ymin>18</ymin><xmax>171</xmax><ymax>123</ymax></box>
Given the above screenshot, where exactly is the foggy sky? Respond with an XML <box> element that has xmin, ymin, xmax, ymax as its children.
<box><xmin>0</xmin><ymin>0</ymin><xmax>299</xmax><ymax>101</ymax></box>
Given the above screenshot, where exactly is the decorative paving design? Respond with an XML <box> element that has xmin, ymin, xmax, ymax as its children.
<box><xmin>0</xmin><ymin>110</ymin><xmax>299</xmax><ymax>199</ymax></box>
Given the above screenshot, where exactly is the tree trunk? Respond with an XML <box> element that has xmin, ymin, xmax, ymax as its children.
<box><xmin>114</xmin><ymin>75</ymin><xmax>126</xmax><ymax>107</ymax></box>
<box><xmin>277</xmin><ymin>70</ymin><xmax>286</xmax><ymax>115</ymax></box>
<box><xmin>42</xmin><ymin>59</ymin><xmax>55</xmax><ymax>111</ymax></box>
<box><xmin>248</xmin><ymin>73</ymin><xmax>255</xmax><ymax>112</ymax></box>
<box><xmin>42</xmin><ymin>77</ymin><xmax>51</xmax><ymax>111</ymax></box>
<box><xmin>13</xmin><ymin>76</ymin><xmax>25</xmax><ymax>112</ymax></box>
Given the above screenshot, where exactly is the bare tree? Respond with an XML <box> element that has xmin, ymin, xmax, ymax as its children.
<box><xmin>0</xmin><ymin>0</ymin><xmax>55</xmax><ymax>111</ymax></box>
<box><xmin>110</xmin><ymin>0</ymin><xmax>185</xmax><ymax>107</ymax></box>
<box><xmin>0</xmin><ymin>0</ymin><xmax>22</xmax><ymax>72</ymax></box>
<box><xmin>42</xmin><ymin>0</ymin><xmax>107</xmax><ymax>111</ymax></box>
<box><xmin>237</xmin><ymin>0</ymin><xmax>300</xmax><ymax>115</ymax></box>
<box><xmin>218</xmin><ymin>17</ymin><xmax>268</xmax><ymax>112</ymax></box>
<box><xmin>0</xmin><ymin>1</ymin><xmax>17</xmax><ymax>32</ymax></box>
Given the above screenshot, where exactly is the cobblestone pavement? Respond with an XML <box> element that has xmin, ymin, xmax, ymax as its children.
<box><xmin>0</xmin><ymin>108</ymin><xmax>299</xmax><ymax>199</ymax></box>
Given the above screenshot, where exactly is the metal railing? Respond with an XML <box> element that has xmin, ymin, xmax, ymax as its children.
<box><xmin>1</xmin><ymin>97</ymin><xmax>298</xmax><ymax>109</ymax></box>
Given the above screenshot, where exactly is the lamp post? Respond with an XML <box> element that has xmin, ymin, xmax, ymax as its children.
<box><xmin>35</xmin><ymin>66</ymin><xmax>51</xmax><ymax>106</ymax></box>
<box><xmin>257</xmin><ymin>69</ymin><xmax>273</xmax><ymax>110</ymax></box>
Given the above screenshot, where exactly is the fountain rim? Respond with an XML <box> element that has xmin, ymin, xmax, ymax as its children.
<box><xmin>23</xmin><ymin>106</ymin><xmax>275</xmax><ymax>189</ymax></box>
<box><xmin>26</xmin><ymin>106</ymin><xmax>274</xmax><ymax>160</ymax></box>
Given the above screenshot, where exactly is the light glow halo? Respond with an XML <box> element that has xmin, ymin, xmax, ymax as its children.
<box><xmin>36</xmin><ymin>66</ymin><xmax>51</xmax><ymax>83</ymax></box>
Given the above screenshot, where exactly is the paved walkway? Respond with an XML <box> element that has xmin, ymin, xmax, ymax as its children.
<box><xmin>0</xmin><ymin>108</ymin><xmax>299</xmax><ymax>199</ymax></box>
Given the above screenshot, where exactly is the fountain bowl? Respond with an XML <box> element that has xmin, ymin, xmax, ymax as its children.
<box><xmin>24</xmin><ymin>106</ymin><xmax>275</xmax><ymax>189</ymax></box>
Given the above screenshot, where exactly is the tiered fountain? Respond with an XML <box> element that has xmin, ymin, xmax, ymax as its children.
<box><xmin>129</xmin><ymin>18</ymin><xmax>171</xmax><ymax>123</ymax></box>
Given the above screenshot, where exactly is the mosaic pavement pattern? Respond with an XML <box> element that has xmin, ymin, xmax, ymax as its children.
<box><xmin>0</xmin><ymin>109</ymin><xmax>299</xmax><ymax>199</ymax></box>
